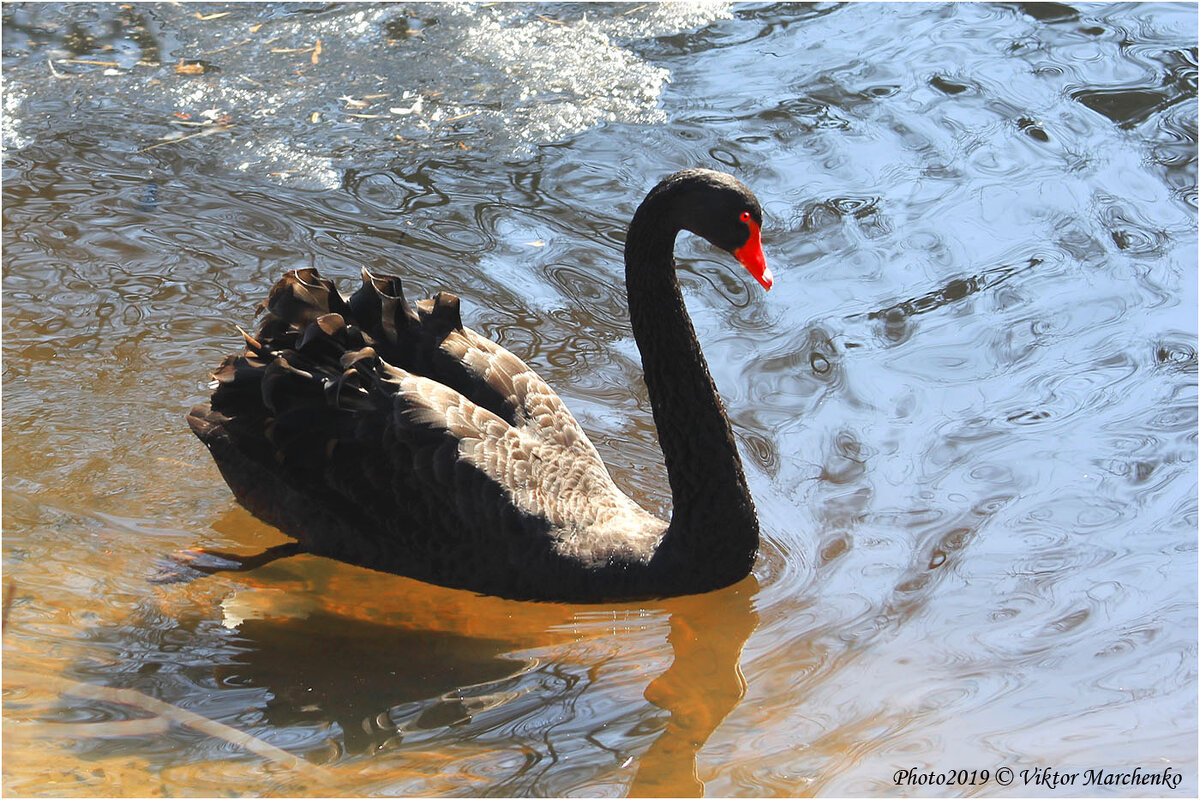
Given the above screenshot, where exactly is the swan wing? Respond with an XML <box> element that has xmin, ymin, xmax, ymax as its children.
<box><xmin>193</xmin><ymin>268</ymin><xmax>664</xmax><ymax>593</ymax></box>
<box><xmin>390</xmin><ymin>366</ymin><xmax>665</xmax><ymax>566</ymax></box>
<box><xmin>437</xmin><ymin>326</ymin><xmax>595</xmax><ymax>453</ymax></box>
<box><xmin>342</xmin><ymin>266</ymin><xmax>594</xmax><ymax>453</ymax></box>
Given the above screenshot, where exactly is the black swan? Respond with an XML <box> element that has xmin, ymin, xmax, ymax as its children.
<box><xmin>187</xmin><ymin>168</ymin><xmax>772</xmax><ymax>601</ymax></box>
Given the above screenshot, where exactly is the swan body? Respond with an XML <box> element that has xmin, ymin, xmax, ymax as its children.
<box><xmin>188</xmin><ymin>169</ymin><xmax>770</xmax><ymax>601</ymax></box>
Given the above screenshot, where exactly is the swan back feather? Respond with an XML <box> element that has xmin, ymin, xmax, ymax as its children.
<box><xmin>190</xmin><ymin>268</ymin><xmax>666</xmax><ymax>599</ymax></box>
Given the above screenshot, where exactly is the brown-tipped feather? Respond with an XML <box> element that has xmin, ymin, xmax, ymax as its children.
<box><xmin>235</xmin><ymin>325</ymin><xmax>264</xmax><ymax>353</ymax></box>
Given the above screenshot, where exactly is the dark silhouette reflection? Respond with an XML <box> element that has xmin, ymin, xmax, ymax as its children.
<box><xmin>205</xmin><ymin>547</ymin><xmax>762</xmax><ymax>792</ymax></box>
<box><xmin>629</xmin><ymin>575</ymin><xmax>760</xmax><ymax>797</ymax></box>
<box><xmin>217</xmin><ymin>610</ymin><xmax>529</xmax><ymax>755</ymax></box>
<box><xmin>73</xmin><ymin>543</ymin><xmax>760</xmax><ymax>793</ymax></box>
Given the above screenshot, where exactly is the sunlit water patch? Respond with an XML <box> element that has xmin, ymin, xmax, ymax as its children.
<box><xmin>1</xmin><ymin>2</ymin><xmax>731</xmax><ymax>188</ymax></box>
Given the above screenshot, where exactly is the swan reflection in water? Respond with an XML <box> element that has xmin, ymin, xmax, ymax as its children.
<box><xmin>212</xmin><ymin>608</ymin><xmax>530</xmax><ymax>757</ymax></box>
<box><xmin>629</xmin><ymin>575</ymin><xmax>759</xmax><ymax>797</ymax></box>
<box><xmin>112</xmin><ymin>517</ymin><xmax>759</xmax><ymax>795</ymax></box>
<box><xmin>206</xmin><ymin>562</ymin><xmax>758</xmax><ymax>795</ymax></box>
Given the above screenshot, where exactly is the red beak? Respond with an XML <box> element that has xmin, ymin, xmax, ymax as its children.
<box><xmin>733</xmin><ymin>218</ymin><xmax>772</xmax><ymax>291</ymax></box>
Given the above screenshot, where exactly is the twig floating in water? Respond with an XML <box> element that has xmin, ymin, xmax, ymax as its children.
<box><xmin>139</xmin><ymin>125</ymin><xmax>233</xmax><ymax>152</ymax></box>
<box><xmin>199</xmin><ymin>39</ymin><xmax>252</xmax><ymax>56</ymax></box>
<box><xmin>2</xmin><ymin>581</ymin><xmax>15</xmax><ymax>631</ymax></box>
<box><xmin>59</xmin><ymin>58</ymin><xmax>122</xmax><ymax>67</ymax></box>
<box><xmin>4</xmin><ymin>669</ymin><xmax>337</xmax><ymax>789</ymax></box>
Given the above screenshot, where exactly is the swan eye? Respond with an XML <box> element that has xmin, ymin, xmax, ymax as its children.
<box><xmin>739</xmin><ymin>211</ymin><xmax>751</xmax><ymax>223</ymax></box>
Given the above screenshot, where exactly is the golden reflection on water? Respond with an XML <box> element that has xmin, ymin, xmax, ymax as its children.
<box><xmin>630</xmin><ymin>581</ymin><xmax>758</xmax><ymax>797</ymax></box>
<box><xmin>4</xmin><ymin>502</ymin><xmax>761</xmax><ymax>797</ymax></box>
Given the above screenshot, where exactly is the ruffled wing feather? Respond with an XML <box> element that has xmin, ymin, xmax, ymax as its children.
<box><xmin>189</xmin><ymin>267</ymin><xmax>665</xmax><ymax>598</ymax></box>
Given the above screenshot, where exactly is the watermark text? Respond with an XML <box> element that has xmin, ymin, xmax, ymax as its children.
<box><xmin>893</xmin><ymin>765</ymin><xmax>1184</xmax><ymax>791</ymax></box>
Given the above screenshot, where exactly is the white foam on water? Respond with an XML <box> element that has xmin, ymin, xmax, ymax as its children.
<box><xmin>1</xmin><ymin>3</ymin><xmax>733</xmax><ymax>185</ymax></box>
<box><xmin>1</xmin><ymin>81</ymin><xmax>30</xmax><ymax>153</ymax></box>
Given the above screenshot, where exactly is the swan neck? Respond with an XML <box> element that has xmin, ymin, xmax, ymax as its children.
<box><xmin>624</xmin><ymin>203</ymin><xmax>758</xmax><ymax>579</ymax></box>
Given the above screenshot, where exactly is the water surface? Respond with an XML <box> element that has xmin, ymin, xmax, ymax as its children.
<box><xmin>3</xmin><ymin>2</ymin><xmax>1196</xmax><ymax>796</ymax></box>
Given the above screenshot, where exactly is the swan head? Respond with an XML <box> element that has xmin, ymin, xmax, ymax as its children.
<box><xmin>659</xmin><ymin>169</ymin><xmax>772</xmax><ymax>291</ymax></box>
